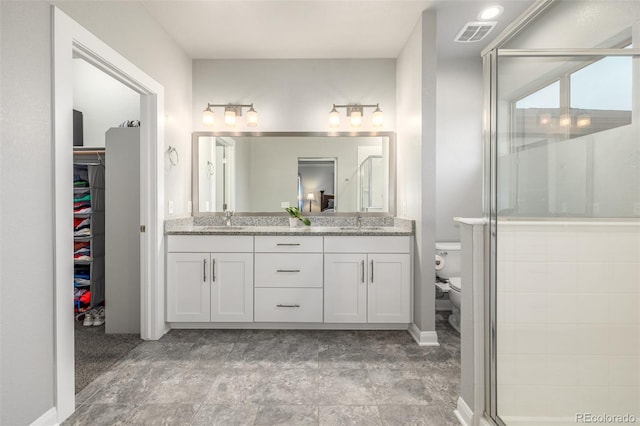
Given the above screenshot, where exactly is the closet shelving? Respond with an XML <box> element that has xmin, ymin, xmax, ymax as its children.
<box><xmin>73</xmin><ymin>153</ymin><xmax>106</xmax><ymax>315</ymax></box>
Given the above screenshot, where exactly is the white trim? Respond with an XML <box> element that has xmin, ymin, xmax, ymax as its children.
<box><xmin>479</xmin><ymin>416</ymin><xmax>494</xmax><ymax>426</ymax></box>
<box><xmin>53</xmin><ymin>7</ymin><xmax>165</xmax><ymax>423</ymax></box>
<box><xmin>454</xmin><ymin>396</ymin><xmax>473</xmax><ymax>426</ymax></box>
<box><xmin>30</xmin><ymin>407</ymin><xmax>59</xmax><ymax>426</ymax></box>
<box><xmin>408</xmin><ymin>323</ymin><xmax>439</xmax><ymax>346</ymax></box>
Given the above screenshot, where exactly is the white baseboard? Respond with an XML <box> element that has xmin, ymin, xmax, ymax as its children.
<box><xmin>408</xmin><ymin>323</ymin><xmax>439</xmax><ymax>346</ymax></box>
<box><xmin>454</xmin><ymin>397</ymin><xmax>473</xmax><ymax>426</ymax></box>
<box><xmin>30</xmin><ymin>407</ymin><xmax>59</xmax><ymax>426</ymax></box>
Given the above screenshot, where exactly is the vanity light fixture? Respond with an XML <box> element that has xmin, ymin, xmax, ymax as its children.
<box><xmin>559</xmin><ymin>113</ymin><xmax>572</xmax><ymax>127</ymax></box>
<box><xmin>576</xmin><ymin>113</ymin><xmax>591</xmax><ymax>128</ymax></box>
<box><xmin>202</xmin><ymin>103</ymin><xmax>258</xmax><ymax>127</ymax></box>
<box><xmin>329</xmin><ymin>103</ymin><xmax>384</xmax><ymax>128</ymax></box>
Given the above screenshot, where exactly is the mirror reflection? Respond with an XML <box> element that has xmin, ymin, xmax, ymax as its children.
<box><xmin>193</xmin><ymin>133</ymin><xmax>393</xmax><ymax>214</ymax></box>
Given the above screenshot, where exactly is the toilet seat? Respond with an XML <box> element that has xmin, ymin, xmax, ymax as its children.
<box><xmin>449</xmin><ymin>277</ymin><xmax>461</xmax><ymax>292</ymax></box>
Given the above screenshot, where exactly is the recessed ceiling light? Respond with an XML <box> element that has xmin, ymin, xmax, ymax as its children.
<box><xmin>478</xmin><ymin>5</ymin><xmax>504</xmax><ymax>20</ymax></box>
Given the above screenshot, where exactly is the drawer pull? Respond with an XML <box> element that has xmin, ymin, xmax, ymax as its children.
<box><xmin>276</xmin><ymin>269</ymin><xmax>301</xmax><ymax>273</ymax></box>
<box><xmin>361</xmin><ymin>260</ymin><xmax>365</xmax><ymax>283</ymax></box>
<box><xmin>212</xmin><ymin>259</ymin><xmax>216</xmax><ymax>282</ymax></box>
<box><xmin>276</xmin><ymin>304</ymin><xmax>301</xmax><ymax>308</ymax></box>
<box><xmin>276</xmin><ymin>243</ymin><xmax>301</xmax><ymax>246</ymax></box>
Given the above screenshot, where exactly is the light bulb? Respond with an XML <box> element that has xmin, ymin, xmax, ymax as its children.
<box><xmin>576</xmin><ymin>114</ymin><xmax>591</xmax><ymax>128</ymax></box>
<box><xmin>559</xmin><ymin>113</ymin><xmax>572</xmax><ymax>127</ymax></box>
<box><xmin>350</xmin><ymin>110</ymin><xmax>362</xmax><ymax>127</ymax></box>
<box><xmin>246</xmin><ymin>106</ymin><xmax>258</xmax><ymax>127</ymax></box>
<box><xmin>372</xmin><ymin>106</ymin><xmax>384</xmax><ymax>127</ymax></box>
<box><xmin>202</xmin><ymin>107</ymin><xmax>215</xmax><ymax>126</ymax></box>
<box><xmin>224</xmin><ymin>108</ymin><xmax>237</xmax><ymax>127</ymax></box>
<box><xmin>478</xmin><ymin>5</ymin><xmax>503</xmax><ymax>20</ymax></box>
<box><xmin>329</xmin><ymin>107</ymin><xmax>340</xmax><ymax>128</ymax></box>
<box><xmin>538</xmin><ymin>113</ymin><xmax>551</xmax><ymax>126</ymax></box>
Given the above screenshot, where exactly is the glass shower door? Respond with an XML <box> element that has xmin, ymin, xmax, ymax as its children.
<box><xmin>489</xmin><ymin>49</ymin><xmax>640</xmax><ymax>425</ymax></box>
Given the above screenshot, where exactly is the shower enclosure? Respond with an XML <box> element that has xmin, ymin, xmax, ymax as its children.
<box><xmin>483</xmin><ymin>1</ymin><xmax>640</xmax><ymax>425</ymax></box>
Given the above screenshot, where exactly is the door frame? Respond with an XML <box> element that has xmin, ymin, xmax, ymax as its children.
<box><xmin>52</xmin><ymin>7</ymin><xmax>166</xmax><ymax>422</ymax></box>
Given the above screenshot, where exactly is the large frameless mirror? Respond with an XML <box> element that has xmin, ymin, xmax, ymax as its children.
<box><xmin>192</xmin><ymin>132</ymin><xmax>395</xmax><ymax>215</ymax></box>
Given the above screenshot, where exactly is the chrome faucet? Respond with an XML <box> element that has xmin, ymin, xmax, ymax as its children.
<box><xmin>224</xmin><ymin>210</ymin><xmax>234</xmax><ymax>227</ymax></box>
<box><xmin>356</xmin><ymin>213</ymin><xmax>362</xmax><ymax>229</ymax></box>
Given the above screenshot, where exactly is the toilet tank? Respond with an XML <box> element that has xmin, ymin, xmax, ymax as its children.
<box><xmin>436</xmin><ymin>242</ymin><xmax>461</xmax><ymax>279</ymax></box>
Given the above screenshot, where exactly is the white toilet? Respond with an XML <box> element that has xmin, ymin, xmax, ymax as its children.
<box><xmin>435</xmin><ymin>242</ymin><xmax>461</xmax><ymax>333</ymax></box>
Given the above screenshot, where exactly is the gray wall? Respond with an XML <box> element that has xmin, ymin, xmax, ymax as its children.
<box><xmin>1</xmin><ymin>2</ymin><xmax>56</xmax><ymax>424</ymax></box>
<box><xmin>435</xmin><ymin>56</ymin><xmax>483</xmax><ymax>242</ymax></box>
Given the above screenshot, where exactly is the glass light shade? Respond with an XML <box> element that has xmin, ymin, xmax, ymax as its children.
<box><xmin>372</xmin><ymin>108</ymin><xmax>384</xmax><ymax>127</ymax></box>
<box><xmin>538</xmin><ymin>113</ymin><xmax>551</xmax><ymax>126</ymax></box>
<box><xmin>350</xmin><ymin>110</ymin><xmax>362</xmax><ymax>127</ymax></box>
<box><xmin>202</xmin><ymin>108</ymin><xmax>215</xmax><ymax>126</ymax></box>
<box><xmin>576</xmin><ymin>114</ymin><xmax>591</xmax><ymax>128</ymax></box>
<box><xmin>559</xmin><ymin>113</ymin><xmax>572</xmax><ymax>127</ymax></box>
<box><xmin>306</xmin><ymin>192</ymin><xmax>315</xmax><ymax>200</ymax></box>
<box><xmin>224</xmin><ymin>109</ymin><xmax>237</xmax><ymax>127</ymax></box>
<box><xmin>329</xmin><ymin>109</ymin><xmax>340</xmax><ymax>128</ymax></box>
<box><xmin>246</xmin><ymin>107</ymin><xmax>258</xmax><ymax>127</ymax></box>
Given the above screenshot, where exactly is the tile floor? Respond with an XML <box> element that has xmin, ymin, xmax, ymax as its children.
<box><xmin>65</xmin><ymin>320</ymin><xmax>460</xmax><ymax>425</ymax></box>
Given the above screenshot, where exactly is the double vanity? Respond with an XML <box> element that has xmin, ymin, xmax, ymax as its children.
<box><xmin>165</xmin><ymin>220</ymin><xmax>413</xmax><ymax>329</ymax></box>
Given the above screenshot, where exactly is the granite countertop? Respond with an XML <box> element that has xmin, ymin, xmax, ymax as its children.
<box><xmin>166</xmin><ymin>224</ymin><xmax>413</xmax><ymax>236</ymax></box>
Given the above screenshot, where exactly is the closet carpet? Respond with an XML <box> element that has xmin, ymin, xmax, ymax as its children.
<box><xmin>75</xmin><ymin>320</ymin><xmax>142</xmax><ymax>393</ymax></box>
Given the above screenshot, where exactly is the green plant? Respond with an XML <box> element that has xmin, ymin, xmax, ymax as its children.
<box><xmin>285</xmin><ymin>207</ymin><xmax>311</xmax><ymax>226</ymax></box>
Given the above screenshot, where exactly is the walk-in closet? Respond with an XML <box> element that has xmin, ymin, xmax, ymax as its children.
<box><xmin>72</xmin><ymin>58</ymin><xmax>142</xmax><ymax>393</ymax></box>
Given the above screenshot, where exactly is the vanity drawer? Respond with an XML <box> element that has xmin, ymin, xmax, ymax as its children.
<box><xmin>255</xmin><ymin>253</ymin><xmax>323</xmax><ymax>288</ymax></box>
<box><xmin>324</xmin><ymin>236</ymin><xmax>410</xmax><ymax>254</ymax></box>
<box><xmin>254</xmin><ymin>288</ymin><xmax>323</xmax><ymax>322</ymax></box>
<box><xmin>255</xmin><ymin>236</ymin><xmax>323</xmax><ymax>253</ymax></box>
<box><xmin>167</xmin><ymin>235</ymin><xmax>253</xmax><ymax>253</ymax></box>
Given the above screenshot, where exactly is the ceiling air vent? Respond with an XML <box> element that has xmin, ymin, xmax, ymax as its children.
<box><xmin>454</xmin><ymin>21</ymin><xmax>497</xmax><ymax>43</ymax></box>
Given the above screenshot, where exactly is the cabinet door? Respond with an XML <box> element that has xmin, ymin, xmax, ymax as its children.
<box><xmin>367</xmin><ymin>253</ymin><xmax>411</xmax><ymax>323</ymax></box>
<box><xmin>324</xmin><ymin>253</ymin><xmax>367</xmax><ymax>323</ymax></box>
<box><xmin>211</xmin><ymin>252</ymin><xmax>253</xmax><ymax>322</ymax></box>
<box><xmin>167</xmin><ymin>252</ymin><xmax>211</xmax><ymax>322</ymax></box>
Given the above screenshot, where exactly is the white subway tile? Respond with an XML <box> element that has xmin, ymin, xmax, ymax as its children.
<box><xmin>516</xmin><ymin>293</ymin><xmax>547</xmax><ymax>323</ymax></box>
<box><xmin>546</xmin><ymin>262</ymin><xmax>579</xmax><ymax>293</ymax></box>
<box><xmin>578</xmin><ymin>356</ymin><xmax>609</xmax><ymax>386</ymax></box>
<box><xmin>515</xmin><ymin>231</ymin><xmax>547</xmax><ymax>262</ymax></box>
<box><xmin>607</xmin><ymin>232</ymin><xmax>640</xmax><ymax>263</ymax></box>
<box><xmin>608</xmin><ymin>356</ymin><xmax>640</xmax><ymax>386</ymax></box>
<box><xmin>516</xmin><ymin>355</ymin><xmax>548</xmax><ymax>385</ymax></box>
<box><xmin>497</xmin><ymin>384</ymin><xmax>518</xmax><ymax>417</ymax></box>
<box><xmin>498</xmin><ymin>292</ymin><xmax>516</xmax><ymax>324</ymax></box>
<box><xmin>578</xmin><ymin>386</ymin><xmax>610</xmax><ymax>413</ymax></box>
<box><xmin>498</xmin><ymin>261</ymin><xmax>516</xmax><ymax>293</ymax></box>
<box><xmin>497</xmin><ymin>354</ymin><xmax>517</xmax><ymax>385</ymax></box>
<box><xmin>547</xmin><ymin>231</ymin><xmax>580</xmax><ymax>262</ymax></box>
<box><xmin>514</xmin><ymin>262</ymin><xmax>548</xmax><ymax>293</ymax></box>
<box><xmin>576</xmin><ymin>263</ymin><xmax>608</xmax><ymax>294</ymax></box>
<box><xmin>515</xmin><ymin>385</ymin><xmax>549</xmax><ymax>417</ymax></box>
<box><xmin>546</xmin><ymin>355</ymin><xmax>579</xmax><ymax>386</ymax></box>
<box><xmin>545</xmin><ymin>386</ymin><xmax>579</xmax><ymax>417</ymax></box>
<box><xmin>547</xmin><ymin>324</ymin><xmax>579</xmax><ymax>355</ymax></box>
<box><xmin>607</xmin><ymin>386</ymin><xmax>640</xmax><ymax>417</ymax></box>
<box><xmin>608</xmin><ymin>294</ymin><xmax>640</xmax><ymax>325</ymax></box>
<box><xmin>608</xmin><ymin>325</ymin><xmax>640</xmax><ymax>355</ymax></box>
<box><xmin>547</xmin><ymin>293</ymin><xmax>579</xmax><ymax>324</ymax></box>
<box><xmin>515</xmin><ymin>324</ymin><xmax>547</xmax><ymax>354</ymax></box>
<box><xmin>578</xmin><ymin>325</ymin><xmax>610</xmax><ymax>355</ymax></box>
<box><xmin>498</xmin><ymin>230</ymin><xmax>516</xmax><ymax>261</ymax></box>
<box><xmin>497</xmin><ymin>323</ymin><xmax>516</xmax><ymax>354</ymax></box>
<box><xmin>575</xmin><ymin>232</ymin><xmax>608</xmax><ymax>263</ymax></box>
<box><xmin>578</xmin><ymin>294</ymin><xmax>608</xmax><ymax>324</ymax></box>
<box><xmin>610</xmin><ymin>263</ymin><xmax>640</xmax><ymax>294</ymax></box>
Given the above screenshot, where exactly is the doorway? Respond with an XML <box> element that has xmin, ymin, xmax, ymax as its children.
<box><xmin>53</xmin><ymin>7</ymin><xmax>165</xmax><ymax>423</ymax></box>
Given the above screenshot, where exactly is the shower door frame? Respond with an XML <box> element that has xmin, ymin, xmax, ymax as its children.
<box><xmin>481</xmin><ymin>4</ymin><xmax>640</xmax><ymax>425</ymax></box>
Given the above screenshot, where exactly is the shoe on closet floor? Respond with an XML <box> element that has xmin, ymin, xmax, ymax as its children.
<box><xmin>93</xmin><ymin>307</ymin><xmax>105</xmax><ymax>326</ymax></box>
<box><xmin>82</xmin><ymin>309</ymin><xmax>95</xmax><ymax>326</ymax></box>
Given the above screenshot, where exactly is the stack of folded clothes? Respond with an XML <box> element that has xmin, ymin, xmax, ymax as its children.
<box><xmin>73</xmin><ymin>216</ymin><xmax>91</xmax><ymax>237</ymax></box>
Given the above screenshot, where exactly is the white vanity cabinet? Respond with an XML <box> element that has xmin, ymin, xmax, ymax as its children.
<box><xmin>324</xmin><ymin>236</ymin><xmax>411</xmax><ymax>323</ymax></box>
<box><xmin>254</xmin><ymin>236</ymin><xmax>324</xmax><ymax>322</ymax></box>
<box><xmin>166</xmin><ymin>236</ymin><xmax>253</xmax><ymax>322</ymax></box>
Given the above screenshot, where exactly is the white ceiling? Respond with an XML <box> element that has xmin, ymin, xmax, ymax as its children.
<box><xmin>140</xmin><ymin>0</ymin><xmax>535</xmax><ymax>59</ymax></box>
